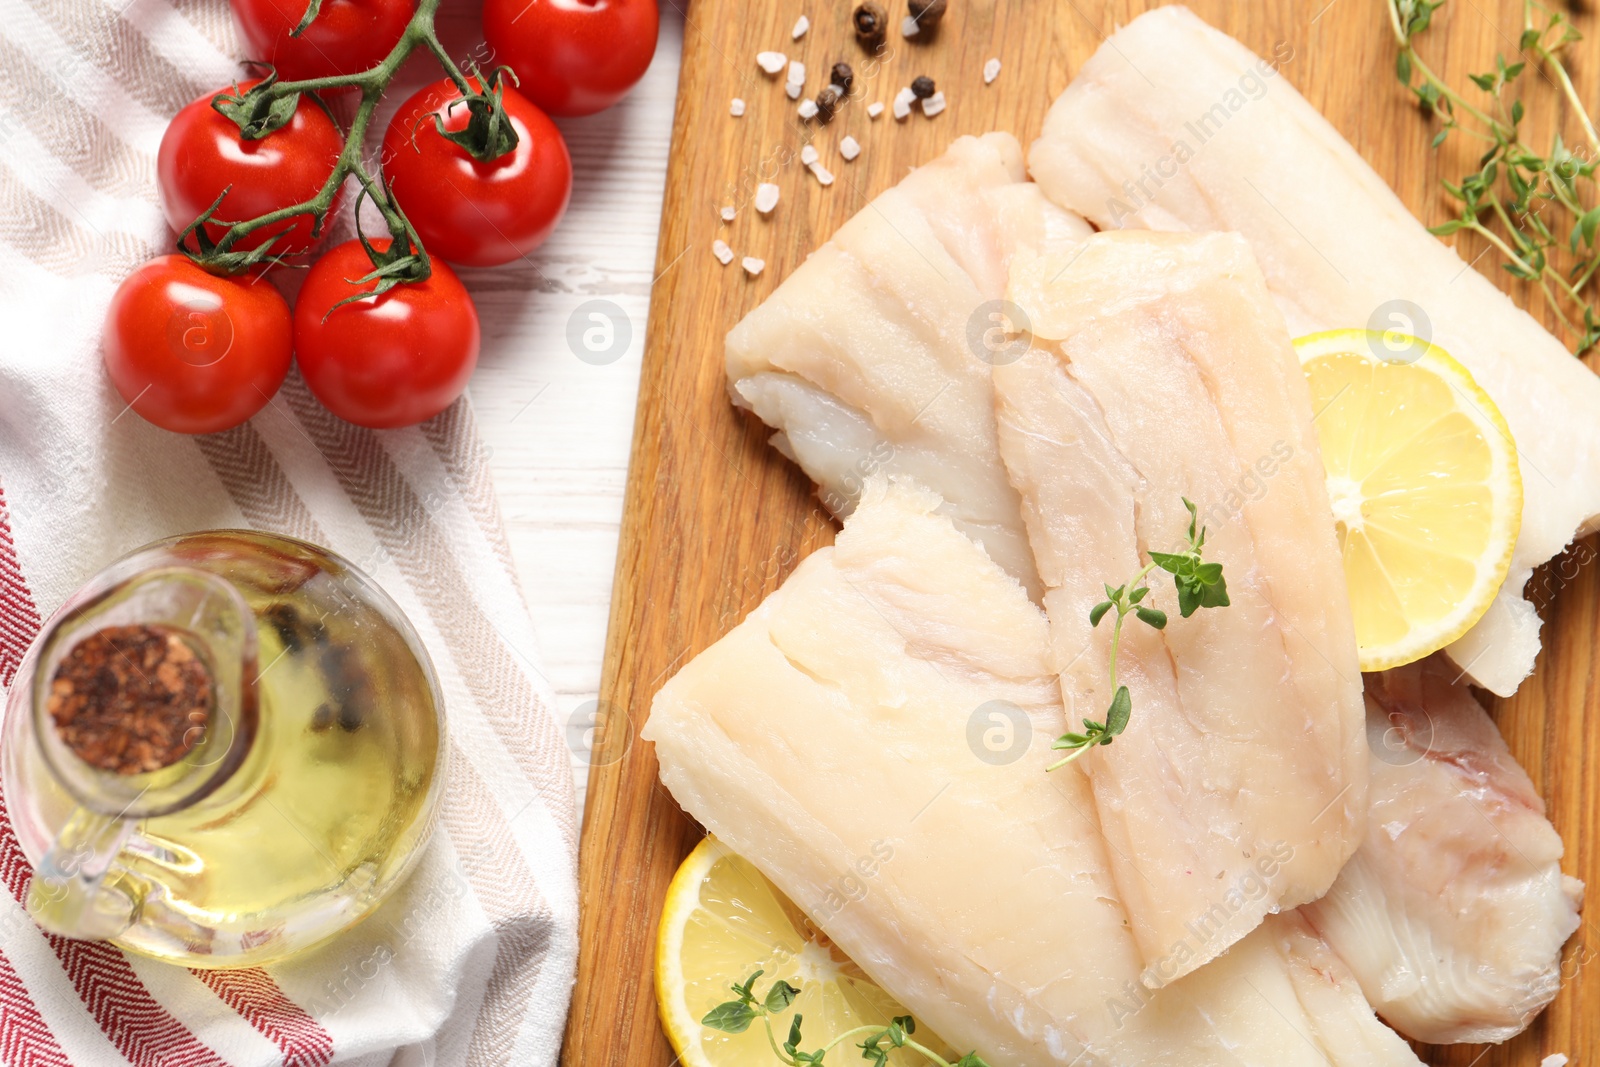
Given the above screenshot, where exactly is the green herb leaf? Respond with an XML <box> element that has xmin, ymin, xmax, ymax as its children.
<box><xmin>1176</xmin><ymin>581</ymin><xmax>1201</xmax><ymax>619</ymax></box>
<box><xmin>1582</xmin><ymin>207</ymin><xmax>1600</xmax><ymax>249</ymax></box>
<box><xmin>701</xmin><ymin>1000</ymin><xmax>758</xmax><ymax>1034</ymax></box>
<box><xmin>1104</xmin><ymin>686</ymin><xmax>1132</xmax><ymax>736</ymax></box>
<box><xmin>733</xmin><ymin>970</ymin><xmax>763</xmax><ymax>1002</ymax></box>
<box><xmin>1135</xmin><ymin>606</ymin><xmax>1168</xmax><ymax>629</ymax></box>
<box><xmin>1396</xmin><ymin>50</ymin><xmax>1412</xmax><ymax>85</ymax></box>
<box><xmin>764</xmin><ymin>979</ymin><xmax>800</xmax><ymax>1013</ymax></box>
<box><xmin>784</xmin><ymin>1014</ymin><xmax>804</xmax><ymax>1056</ymax></box>
<box><xmin>1146</xmin><ymin>550</ymin><xmax>1187</xmax><ymax>573</ymax></box>
<box><xmin>1088</xmin><ymin>601</ymin><xmax>1112</xmax><ymax>627</ymax></box>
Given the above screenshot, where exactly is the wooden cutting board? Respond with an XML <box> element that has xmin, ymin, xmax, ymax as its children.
<box><xmin>560</xmin><ymin>1</ymin><xmax>1600</xmax><ymax>1064</ymax></box>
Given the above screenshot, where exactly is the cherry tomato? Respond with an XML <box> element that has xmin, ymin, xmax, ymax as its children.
<box><xmin>482</xmin><ymin>0</ymin><xmax>659</xmax><ymax>117</ymax></box>
<box><xmin>381</xmin><ymin>78</ymin><xmax>572</xmax><ymax>268</ymax></box>
<box><xmin>103</xmin><ymin>256</ymin><xmax>293</xmax><ymax>434</ymax></box>
<box><xmin>158</xmin><ymin>81</ymin><xmax>344</xmax><ymax>257</ymax></box>
<box><xmin>294</xmin><ymin>240</ymin><xmax>479</xmax><ymax>428</ymax></box>
<box><xmin>229</xmin><ymin>0</ymin><xmax>414</xmax><ymax>82</ymax></box>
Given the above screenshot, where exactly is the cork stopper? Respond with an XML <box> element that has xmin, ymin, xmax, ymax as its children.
<box><xmin>46</xmin><ymin>625</ymin><xmax>213</xmax><ymax>775</ymax></box>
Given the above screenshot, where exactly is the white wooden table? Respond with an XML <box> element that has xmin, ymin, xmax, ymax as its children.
<box><xmin>467</xmin><ymin>10</ymin><xmax>685</xmax><ymax>815</ymax></box>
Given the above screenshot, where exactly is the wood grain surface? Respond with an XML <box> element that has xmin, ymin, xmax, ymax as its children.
<box><xmin>561</xmin><ymin>1</ymin><xmax>1600</xmax><ymax>1064</ymax></box>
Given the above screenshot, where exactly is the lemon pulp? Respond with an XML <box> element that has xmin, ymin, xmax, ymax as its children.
<box><xmin>1294</xmin><ymin>329</ymin><xmax>1521</xmax><ymax>671</ymax></box>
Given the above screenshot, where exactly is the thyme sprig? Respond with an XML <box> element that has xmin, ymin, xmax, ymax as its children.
<box><xmin>701</xmin><ymin>971</ymin><xmax>990</xmax><ymax>1067</ymax></box>
<box><xmin>1048</xmin><ymin>499</ymin><xmax>1229</xmax><ymax>771</ymax></box>
<box><xmin>1388</xmin><ymin>0</ymin><xmax>1600</xmax><ymax>352</ymax></box>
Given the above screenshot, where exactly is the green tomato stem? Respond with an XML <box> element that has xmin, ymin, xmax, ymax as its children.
<box><xmin>194</xmin><ymin>0</ymin><xmax>464</xmax><ymax>272</ymax></box>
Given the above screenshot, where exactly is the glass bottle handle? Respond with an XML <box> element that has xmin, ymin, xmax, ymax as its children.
<box><xmin>25</xmin><ymin>806</ymin><xmax>137</xmax><ymax>940</ymax></box>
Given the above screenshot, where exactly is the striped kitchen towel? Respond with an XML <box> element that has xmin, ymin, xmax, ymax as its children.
<box><xmin>0</xmin><ymin>1</ymin><xmax>578</xmax><ymax>1064</ymax></box>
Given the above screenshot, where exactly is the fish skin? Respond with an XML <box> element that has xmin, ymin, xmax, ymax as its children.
<box><xmin>725</xmin><ymin>132</ymin><xmax>1093</xmax><ymax>601</ymax></box>
<box><xmin>1302</xmin><ymin>656</ymin><xmax>1584</xmax><ymax>1044</ymax></box>
<box><xmin>645</xmin><ymin>478</ymin><xmax>1415</xmax><ymax>1066</ymax></box>
<box><xmin>1026</xmin><ymin>4</ymin><xmax>1600</xmax><ymax>697</ymax></box>
<box><xmin>995</xmin><ymin>231</ymin><xmax>1366</xmax><ymax>988</ymax></box>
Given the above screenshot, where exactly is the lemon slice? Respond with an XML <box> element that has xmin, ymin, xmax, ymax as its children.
<box><xmin>657</xmin><ymin>836</ymin><xmax>953</xmax><ymax>1067</ymax></box>
<box><xmin>1294</xmin><ymin>329</ymin><xmax>1521</xmax><ymax>671</ymax></box>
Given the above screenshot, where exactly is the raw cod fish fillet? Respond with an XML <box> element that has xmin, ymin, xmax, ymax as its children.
<box><xmin>994</xmin><ymin>230</ymin><xmax>1366</xmax><ymax>986</ymax></box>
<box><xmin>1302</xmin><ymin>657</ymin><xmax>1583</xmax><ymax>1044</ymax></box>
<box><xmin>725</xmin><ymin>132</ymin><xmax>1093</xmax><ymax>600</ymax></box>
<box><xmin>646</xmin><ymin>479</ymin><xmax>1418</xmax><ymax>1067</ymax></box>
<box><xmin>1027</xmin><ymin>4</ymin><xmax>1600</xmax><ymax>696</ymax></box>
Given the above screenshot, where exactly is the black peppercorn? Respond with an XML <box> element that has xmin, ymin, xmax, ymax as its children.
<box><xmin>907</xmin><ymin>0</ymin><xmax>947</xmax><ymax>30</ymax></box>
<box><xmin>853</xmin><ymin>2</ymin><xmax>887</xmax><ymax>48</ymax></box>
<box><xmin>911</xmin><ymin>75</ymin><xmax>936</xmax><ymax>99</ymax></box>
<box><xmin>830</xmin><ymin>62</ymin><xmax>855</xmax><ymax>94</ymax></box>
<box><xmin>816</xmin><ymin>85</ymin><xmax>842</xmax><ymax>124</ymax></box>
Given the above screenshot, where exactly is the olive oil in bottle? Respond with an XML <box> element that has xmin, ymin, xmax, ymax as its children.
<box><xmin>3</xmin><ymin>530</ymin><xmax>445</xmax><ymax>967</ymax></box>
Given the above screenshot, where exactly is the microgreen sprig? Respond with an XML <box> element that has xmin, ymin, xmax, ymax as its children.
<box><xmin>701</xmin><ymin>971</ymin><xmax>990</xmax><ymax>1067</ymax></box>
<box><xmin>1388</xmin><ymin>0</ymin><xmax>1600</xmax><ymax>353</ymax></box>
<box><xmin>1048</xmin><ymin>499</ymin><xmax>1229</xmax><ymax>771</ymax></box>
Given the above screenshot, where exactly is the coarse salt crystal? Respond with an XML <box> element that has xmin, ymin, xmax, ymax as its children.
<box><xmin>893</xmin><ymin>87</ymin><xmax>915</xmax><ymax>120</ymax></box>
<box><xmin>797</xmin><ymin>98</ymin><xmax>819</xmax><ymax>119</ymax></box>
<box><xmin>867</xmin><ymin>101</ymin><xmax>884</xmax><ymax>119</ymax></box>
<box><xmin>792</xmin><ymin>14</ymin><xmax>809</xmax><ymax>38</ymax></box>
<box><xmin>755</xmin><ymin>183</ymin><xmax>780</xmax><ymax>214</ymax></box>
<box><xmin>809</xmin><ymin>162</ymin><xmax>834</xmax><ymax>186</ymax></box>
<box><xmin>730</xmin><ymin>97</ymin><xmax>746</xmax><ymax>116</ymax></box>
<box><xmin>983</xmin><ymin>58</ymin><xmax>1002</xmax><ymax>84</ymax></box>
<box><xmin>742</xmin><ymin>256</ymin><xmax>765</xmax><ymax>276</ymax></box>
<box><xmin>1541</xmin><ymin>1056</ymin><xmax>1568</xmax><ymax>1067</ymax></box>
<box><xmin>757</xmin><ymin>51</ymin><xmax>787</xmax><ymax>75</ymax></box>
<box><xmin>786</xmin><ymin>81</ymin><xmax>803</xmax><ymax>100</ymax></box>
<box><xmin>800</xmin><ymin>144</ymin><xmax>820</xmax><ymax>166</ymax></box>
<box><xmin>839</xmin><ymin>136</ymin><xmax>860</xmax><ymax>161</ymax></box>
<box><xmin>788</xmin><ymin>60</ymin><xmax>806</xmax><ymax>85</ymax></box>
<box><xmin>720</xmin><ymin>205</ymin><xmax>736</xmax><ymax>221</ymax></box>
<box><xmin>921</xmin><ymin>90</ymin><xmax>946</xmax><ymax>118</ymax></box>
<box><xmin>901</xmin><ymin>15</ymin><xmax>919</xmax><ymax>37</ymax></box>
<box><xmin>712</xmin><ymin>239</ymin><xmax>734</xmax><ymax>265</ymax></box>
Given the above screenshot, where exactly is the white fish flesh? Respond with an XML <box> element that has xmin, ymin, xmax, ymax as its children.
<box><xmin>994</xmin><ymin>231</ymin><xmax>1367</xmax><ymax>986</ymax></box>
<box><xmin>1302</xmin><ymin>656</ymin><xmax>1583</xmax><ymax>1043</ymax></box>
<box><xmin>646</xmin><ymin>479</ymin><xmax>1415</xmax><ymax>1066</ymax></box>
<box><xmin>1027</xmin><ymin>5</ymin><xmax>1600</xmax><ymax>696</ymax></box>
<box><xmin>725</xmin><ymin>132</ymin><xmax>1093</xmax><ymax>600</ymax></box>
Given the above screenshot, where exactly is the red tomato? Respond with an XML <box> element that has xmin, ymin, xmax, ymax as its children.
<box><xmin>294</xmin><ymin>240</ymin><xmax>479</xmax><ymax>428</ymax></box>
<box><xmin>158</xmin><ymin>80</ymin><xmax>345</xmax><ymax>257</ymax></box>
<box><xmin>482</xmin><ymin>0</ymin><xmax>659</xmax><ymax>117</ymax></box>
<box><xmin>381</xmin><ymin>78</ymin><xmax>572</xmax><ymax>267</ymax></box>
<box><xmin>229</xmin><ymin>0</ymin><xmax>414</xmax><ymax>82</ymax></box>
<box><xmin>103</xmin><ymin>256</ymin><xmax>293</xmax><ymax>434</ymax></box>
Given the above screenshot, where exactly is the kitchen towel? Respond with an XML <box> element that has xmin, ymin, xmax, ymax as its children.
<box><xmin>0</xmin><ymin>1</ymin><xmax>579</xmax><ymax>1064</ymax></box>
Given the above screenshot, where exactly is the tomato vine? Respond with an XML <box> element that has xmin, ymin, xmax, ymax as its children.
<box><xmin>188</xmin><ymin>0</ymin><xmax>518</xmax><ymax>294</ymax></box>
